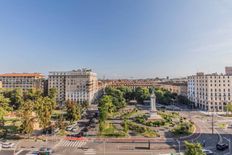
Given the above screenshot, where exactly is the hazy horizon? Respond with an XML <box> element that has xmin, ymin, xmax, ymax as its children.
<box><xmin>1</xmin><ymin>0</ymin><xmax>232</xmax><ymax>79</ymax></box>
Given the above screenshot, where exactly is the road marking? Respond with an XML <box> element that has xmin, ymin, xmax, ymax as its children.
<box><xmin>84</xmin><ymin>148</ymin><xmax>96</xmax><ymax>155</ymax></box>
<box><xmin>58</xmin><ymin>140</ymin><xmax>87</xmax><ymax>148</ymax></box>
<box><xmin>15</xmin><ymin>149</ymin><xmax>24</xmax><ymax>155</ymax></box>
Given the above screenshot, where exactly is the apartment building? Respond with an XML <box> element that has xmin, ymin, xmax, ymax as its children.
<box><xmin>0</xmin><ymin>73</ymin><xmax>45</xmax><ymax>91</ymax></box>
<box><xmin>48</xmin><ymin>69</ymin><xmax>98</xmax><ymax>105</ymax></box>
<box><xmin>188</xmin><ymin>71</ymin><xmax>232</xmax><ymax>112</ymax></box>
<box><xmin>158</xmin><ymin>82</ymin><xmax>187</xmax><ymax>96</ymax></box>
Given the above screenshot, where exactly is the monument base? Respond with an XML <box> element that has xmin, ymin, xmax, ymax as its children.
<box><xmin>148</xmin><ymin>111</ymin><xmax>163</xmax><ymax>121</ymax></box>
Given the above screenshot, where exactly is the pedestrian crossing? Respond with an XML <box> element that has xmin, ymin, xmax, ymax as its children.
<box><xmin>58</xmin><ymin>140</ymin><xmax>87</xmax><ymax>148</ymax></box>
<box><xmin>84</xmin><ymin>148</ymin><xmax>96</xmax><ymax>155</ymax></box>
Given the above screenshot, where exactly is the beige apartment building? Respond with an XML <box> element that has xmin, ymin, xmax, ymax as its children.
<box><xmin>188</xmin><ymin>71</ymin><xmax>232</xmax><ymax>112</ymax></box>
<box><xmin>48</xmin><ymin>69</ymin><xmax>98</xmax><ymax>105</ymax></box>
<box><xmin>0</xmin><ymin>73</ymin><xmax>45</xmax><ymax>91</ymax></box>
<box><xmin>158</xmin><ymin>82</ymin><xmax>187</xmax><ymax>96</ymax></box>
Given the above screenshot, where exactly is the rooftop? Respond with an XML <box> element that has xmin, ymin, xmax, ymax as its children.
<box><xmin>0</xmin><ymin>73</ymin><xmax>45</xmax><ymax>78</ymax></box>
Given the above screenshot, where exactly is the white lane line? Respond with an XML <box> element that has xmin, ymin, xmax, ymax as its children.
<box><xmin>15</xmin><ymin>149</ymin><xmax>24</xmax><ymax>155</ymax></box>
<box><xmin>84</xmin><ymin>149</ymin><xmax>96</xmax><ymax>155</ymax></box>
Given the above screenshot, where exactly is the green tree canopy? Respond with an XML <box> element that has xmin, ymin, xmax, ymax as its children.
<box><xmin>65</xmin><ymin>100</ymin><xmax>81</xmax><ymax>122</ymax></box>
<box><xmin>184</xmin><ymin>141</ymin><xmax>205</xmax><ymax>155</ymax></box>
<box><xmin>225</xmin><ymin>103</ymin><xmax>232</xmax><ymax>112</ymax></box>
<box><xmin>0</xmin><ymin>94</ymin><xmax>11</xmax><ymax>121</ymax></box>
<box><xmin>35</xmin><ymin>97</ymin><xmax>56</xmax><ymax>130</ymax></box>
<box><xmin>18</xmin><ymin>100</ymin><xmax>35</xmax><ymax>135</ymax></box>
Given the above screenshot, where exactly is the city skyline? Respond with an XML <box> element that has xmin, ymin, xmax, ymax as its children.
<box><xmin>1</xmin><ymin>0</ymin><xmax>232</xmax><ymax>78</ymax></box>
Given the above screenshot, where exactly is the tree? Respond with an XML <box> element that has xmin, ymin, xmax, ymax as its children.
<box><xmin>99</xmin><ymin>95</ymin><xmax>114</xmax><ymax>115</ymax></box>
<box><xmin>35</xmin><ymin>97</ymin><xmax>55</xmax><ymax>130</ymax></box>
<box><xmin>56</xmin><ymin>115</ymin><xmax>66</xmax><ymax>130</ymax></box>
<box><xmin>117</xmin><ymin>86</ymin><xmax>133</xmax><ymax>101</ymax></box>
<box><xmin>18</xmin><ymin>100</ymin><xmax>35</xmax><ymax>136</ymax></box>
<box><xmin>81</xmin><ymin>100</ymin><xmax>89</xmax><ymax>110</ymax></box>
<box><xmin>184</xmin><ymin>141</ymin><xmax>205</xmax><ymax>155</ymax></box>
<box><xmin>225</xmin><ymin>103</ymin><xmax>232</xmax><ymax>113</ymax></box>
<box><xmin>3</xmin><ymin>88</ymin><xmax>24</xmax><ymax>110</ymax></box>
<box><xmin>105</xmin><ymin>87</ymin><xmax>126</xmax><ymax>109</ymax></box>
<box><xmin>134</xmin><ymin>87</ymin><xmax>150</xmax><ymax>103</ymax></box>
<box><xmin>123</xmin><ymin>119</ymin><xmax>129</xmax><ymax>134</ymax></box>
<box><xmin>0</xmin><ymin>94</ymin><xmax>11</xmax><ymax>125</ymax></box>
<box><xmin>98</xmin><ymin>95</ymin><xmax>114</xmax><ymax>134</ymax></box>
<box><xmin>65</xmin><ymin>100</ymin><xmax>81</xmax><ymax>122</ymax></box>
<box><xmin>25</xmin><ymin>88</ymin><xmax>43</xmax><ymax>101</ymax></box>
<box><xmin>48</xmin><ymin>88</ymin><xmax>57</xmax><ymax>101</ymax></box>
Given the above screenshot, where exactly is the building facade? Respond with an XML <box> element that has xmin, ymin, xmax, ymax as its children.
<box><xmin>48</xmin><ymin>69</ymin><xmax>98</xmax><ymax>105</ymax></box>
<box><xmin>158</xmin><ymin>82</ymin><xmax>187</xmax><ymax>96</ymax></box>
<box><xmin>188</xmin><ymin>72</ymin><xmax>232</xmax><ymax>112</ymax></box>
<box><xmin>0</xmin><ymin>73</ymin><xmax>45</xmax><ymax>91</ymax></box>
<box><xmin>225</xmin><ymin>66</ymin><xmax>232</xmax><ymax>75</ymax></box>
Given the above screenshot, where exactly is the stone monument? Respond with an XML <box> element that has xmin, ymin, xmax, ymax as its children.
<box><xmin>149</xmin><ymin>89</ymin><xmax>162</xmax><ymax>120</ymax></box>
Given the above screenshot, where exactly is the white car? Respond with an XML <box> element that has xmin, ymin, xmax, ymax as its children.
<box><xmin>2</xmin><ymin>142</ymin><xmax>15</xmax><ymax>148</ymax></box>
<box><xmin>203</xmin><ymin>149</ymin><xmax>214</xmax><ymax>155</ymax></box>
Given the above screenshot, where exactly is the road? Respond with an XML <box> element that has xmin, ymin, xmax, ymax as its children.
<box><xmin>179</xmin><ymin>109</ymin><xmax>232</xmax><ymax>155</ymax></box>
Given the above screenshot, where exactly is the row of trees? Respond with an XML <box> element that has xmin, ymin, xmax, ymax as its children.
<box><xmin>104</xmin><ymin>86</ymin><xmax>187</xmax><ymax>105</ymax></box>
<box><xmin>0</xmin><ymin>88</ymin><xmax>57</xmax><ymax>136</ymax></box>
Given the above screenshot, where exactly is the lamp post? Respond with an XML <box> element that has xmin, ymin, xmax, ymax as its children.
<box><xmin>176</xmin><ymin>140</ymin><xmax>180</xmax><ymax>154</ymax></box>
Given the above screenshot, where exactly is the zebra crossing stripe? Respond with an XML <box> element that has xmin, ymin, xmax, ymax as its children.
<box><xmin>64</xmin><ymin>141</ymin><xmax>71</xmax><ymax>147</ymax></box>
<box><xmin>59</xmin><ymin>140</ymin><xmax>87</xmax><ymax>148</ymax></box>
<box><xmin>72</xmin><ymin>141</ymin><xmax>78</xmax><ymax>147</ymax></box>
<box><xmin>73</xmin><ymin>141</ymin><xmax>79</xmax><ymax>147</ymax></box>
<box><xmin>78</xmin><ymin>141</ymin><xmax>84</xmax><ymax>147</ymax></box>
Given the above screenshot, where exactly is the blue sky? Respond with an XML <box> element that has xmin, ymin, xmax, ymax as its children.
<box><xmin>1</xmin><ymin>0</ymin><xmax>232</xmax><ymax>78</ymax></box>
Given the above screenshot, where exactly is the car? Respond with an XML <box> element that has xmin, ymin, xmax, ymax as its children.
<box><xmin>203</xmin><ymin>149</ymin><xmax>214</xmax><ymax>155</ymax></box>
<box><xmin>39</xmin><ymin>147</ymin><xmax>53</xmax><ymax>154</ymax></box>
<box><xmin>2</xmin><ymin>142</ymin><xmax>15</xmax><ymax>148</ymax></box>
<box><xmin>54</xmin><ymin>128</ymin><xmax>59</xmax><ymax>133</ymax></box>
<box><xmin>26</xmin><ymin>151</ymin><xmax>39</xmax><ymax>155</ymax></box>
<box><xmin>66</xmin><ymin>133</ymin><xmax>82</xmax><ymax>138</ymax></box>
<box><xmin>82</xmin><ymin>127</ymin><xmax>88</xmax><ymax>132</ymax></box>
<box><xmin>216</xmin><ymin>143</ymin><xmax>229</xmax><ymax>151</ymax></box>
<box><xmin>71</xmin><ymin>126</ymin><xmax>79</xmax><ymax>132</ymax></box>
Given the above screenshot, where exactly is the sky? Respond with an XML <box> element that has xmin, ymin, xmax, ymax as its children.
<box><xmin>1</xmin><ymin>0</ymin><xmax>232</xmax><ymax>79</ymax></box>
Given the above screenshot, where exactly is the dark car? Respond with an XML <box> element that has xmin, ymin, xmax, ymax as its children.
<box><xmin>216</xmin><ymin>143</ymin><xmax>229</xmax><ymax>151</ymax></box>
<box><xmin>66</xmin><ymin>133</ymin><xmax>82</xmax><ymax>138</ymax></box>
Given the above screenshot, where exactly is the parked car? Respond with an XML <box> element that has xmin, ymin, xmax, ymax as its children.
<box><xmin>203</xmin><ymin>149</ymin><xmax>214</xmax><ymax>155</ymax></box>
<box><xmin>216</xmin><ymin>143</ymin><xmax>229</xmax><ymax>151</ymax></box>
<box><xmin>2</xmin><ymin>142</ymin><xmax>15</xmax><ymax>148</ymax></box>
<box><xmin>66</xmin><ymin>126</ymin><xmax>74</xmax><ymax>131</ymax></box>
<box><xmin>54</xmin><ymin>128</ymin><xmax>59</xmax><ymax>133</ymax></box>
<box><xmin>39</xmin><ymin>147</ymin><xmax>53</xmax><ymax>154</ymax></box>
<box><xmin>71</xmin><ymin>126</ymin><xmax>79</xmax><ymax>132</ymax></box>
<box><xmin>26</xmin><ymin>151</ymin><xmax>39</xmax><ymax>155</ymax></box>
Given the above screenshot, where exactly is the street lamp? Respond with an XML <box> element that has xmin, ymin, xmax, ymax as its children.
<box><xmin>223</xmin><ymin>137</ymin><xmax>231</xmax><ymax>154</ymax></box>
<box><xmin>176</xmin><ymin>140</ymin><xmax>180</xmax><ymax>154</ymax></box>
